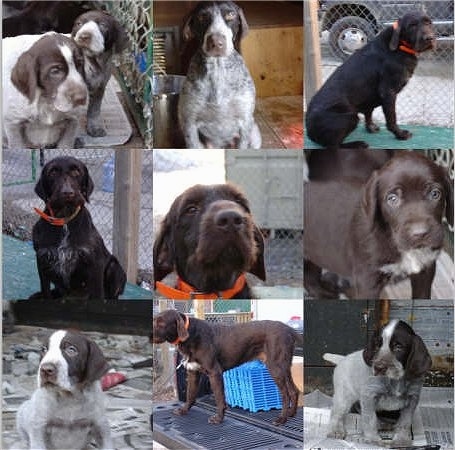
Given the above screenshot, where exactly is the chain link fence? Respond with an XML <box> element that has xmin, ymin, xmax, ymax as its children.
<box><xmin>316</xmin><ymin>0</ymin><xmax>454</xmax><ymax>127</ymax></box>
<box><xmin>153</xmin><ymin>150</ymin><xmax>304</xmax><ymax>289</ymax></box>
<box><xmin>2</xmin><ymin>149</ymin><xmax>153</xmax><ymax>292</ymax></box>
<box><xmin>104</xmin><ymin>0</ymin><xmax>153</xmax><ymax>147</ymax></box>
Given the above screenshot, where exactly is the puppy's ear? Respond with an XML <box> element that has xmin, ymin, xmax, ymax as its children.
<box><xmin>361</xmin><ymin>170</ymin><xmax>380</xmax><ymax>229</ymax></box>
<box><xmin>11</xmin><ymin>51</ymin><xmax>38</xmax><ymax>103</ymax></box>
<box><xmin>182</xmin><ymin>12</ymin><xmax>194</xmax><ymax>41</ymax></box>
<box><xmin>443</xmin><ymin>171</ymin><xmax>454</xmax><ymax>227</ymax></box>
<box><xmin>85</xmin><ymin>339</ymin><xmax>110</xmax><ymax>383</ymax></box>
<box><xmin>113</xmin><ymin>19</ymin><xmax>129</xmax><ymax>53</ymax></box>
<box><xmin>175</xmin><ymin>313</ymin><xmax>189</xmax><ymax>342</ymax></box>
<box><xmin>153</xmin><ymin>214</ymin><xmax>176</xmax><ymax>286</ymax></box>
<box><xmin>389</xmin><ymin>20</ymin><xmax>401</xmax><ymax>51</ymax></box>
<box><xmin>250</xmin><ymin>225</ymin><xmax>266</xmax><ymax>281</ymax></box>
<box><xmin>234</xmin><ymin>5</ymin><xmax>249</xmax><ymax>52</ymax></box>
<box><xmin>82</xmin><ymin>164</ymin><xmax>94</xmax><ymax>202</ymax></box>
<box><xmin>34</xmin><ymin>173</ymin><xmax>49</xmax><ymax>202</ymax></box>
<box><xmin>406</xmin><ymin>334</ymin><xmax>432</xmax><ymax>378</ymax></box>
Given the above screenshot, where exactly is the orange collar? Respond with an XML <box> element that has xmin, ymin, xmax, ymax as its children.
<box><xmin>34</xmin><ymin>205</ymin><xmax>82</xmax><ymax>226</ymax></box>
<box><xmin>155</xmin><ymin>273</ymin><xmax>247</xmax><ymax>300</ymax></box>
<box><xmin>170</xmin><ymin>314</ymin><xmax>190</xmax><ymax>345</ymax></box>
<box><xmin>392</xmin><ymin>21</ymin><xmax>417</xmax><ymax>56</ymax></box>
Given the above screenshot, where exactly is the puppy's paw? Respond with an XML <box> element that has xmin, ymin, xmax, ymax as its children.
<box><xmin>87</xmin><ymin>125</ymin><xmax>107</xmax><ymax>137</ymax></box>
<box><xmin>172</xmin><ymin>406</ymin><xmax>189</xmax><ymax>416</ymax></box>
<box><xmin>366</xmin><ymin>123</ymin><xmax>380</xmax><ymax>133</ymax></box>
<box><xmin>394</xmin><ymin>129</ymin><xmax>412</xmax><ymax>140</ymax></box>
<box><xmin>208</xmin><ymin>414</ymin><xmax>223</xmax><ymax>424</ymax></box>
<box><xmin>326</xmin><ymin>430</ymin><xmax>346</xmax><ymax>440</ymax></box>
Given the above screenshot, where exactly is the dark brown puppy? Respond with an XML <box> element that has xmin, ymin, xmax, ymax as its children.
<box><xmin>152</xmin><ymin>309</ymin><xmax>300</xmax><ymax>425</ymax></box>
<box><xmin>304</xmin><ymin>151</ymin><xmax>453</xmax><ymax>299</ymax></box>
<box><xmin>31</xmin><ymin>156</ymin><xmax>126</xmax><ymax>300</ymax></box>
<box><xmin>153</xmin><ymin>183</ymin><xmax>265</xmax><ymax>299</ymax></box>
<box><xmin>306</xmin><ymin>12</ymin><xmax>435</xmax><ymax>149</ymax></box>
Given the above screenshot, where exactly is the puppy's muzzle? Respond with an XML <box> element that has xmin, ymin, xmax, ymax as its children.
<box><xmin>206</xmin><ymin>33</ymin><xmax>227</xmax><ymax>56</ymax></box>
<box><xmin>40</xmin><ymin>362</ymin><xmax>58</xmax><ymax>384</ymax></box>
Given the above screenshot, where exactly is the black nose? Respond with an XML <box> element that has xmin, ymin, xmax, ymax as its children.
<box><xmin>215</xmin><ymin>209</ymin><xmax>244</xmax><ymax>231</ymax></box>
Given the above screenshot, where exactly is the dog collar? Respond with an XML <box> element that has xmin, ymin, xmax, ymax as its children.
<box><xmin>33</xmin><ymin>205</ymin><xmax>81</xmax><ymax>226</ymax></box>
<box><xmin>392</xmin><ymin>21</ymin><xmax>418</xmax><ymax>56</ymax></box>
<box><xmin>170</xmin><ymin>314</ymin><xmax>190</xmax><ymax>345</ymax></box>
<box><xmin>155</xmin><ymin>274</ymin><xmax>247</xmax><ymax>300</ymax></box>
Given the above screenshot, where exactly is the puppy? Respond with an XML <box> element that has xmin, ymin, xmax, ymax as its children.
<box><xmin>153</xmin><ymin>309</ymin><xmax>300</xmax><ymax>425</ymax></box>
<box><xmin>72</xmin><ymin>10</ymin><xmax>129</xmax><ymax>137</ymax></box>
<box><xmin>16</xmin><ymin>329</ymin><xmax>113</xmax><ymax>450</ymax></box>
<box><xmin>306</xmin><ymin>12</ymin><xmax>435</xmax><ymax>149</ymax></box>
<box><xmin>178</xmin><ymin>1</ymin><xmax>261</xmax><ymax>149</ymax></box>
<box><xmin>304</xmin><ymin>151</ymin><xmax>453</xmax><ymax>299</ymax></box>
<box><xmin>153</xmin><ymin>183</ymin><xmax>265</xmax><ymax>299</ymax></box>
<box><xmin>324</xmin><ymin>319</ymin><xmax>432</xmax><ymax>446</ymax></box>
<box><xmin>3</xmin><ymin>33</ymin><xmax>87</xmax><ymax>149</ymax></box>
<box><xmin>31</xmin><ymin>156</ymin><xmax>126</xmax><ymax>300</ymax></box>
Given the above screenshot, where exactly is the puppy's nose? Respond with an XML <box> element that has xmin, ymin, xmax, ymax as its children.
<box><xmin>207</xmin><ymin>33</ymin><xmax>226</xmax><ymax>51</ymax></box>
<box><xmin>40</xmin><ymin>362</ymin><xmax>57</xmax><ymax>380</ymax></box>
<box><xmin>409</xmin><ymin>222</ymin><xmax>430</xmax><ymax>239</ymax></box>
<box><xmin>215</xmin><ymin>209</ymin><xmax>244</xmax><ymax>231</ymax></box>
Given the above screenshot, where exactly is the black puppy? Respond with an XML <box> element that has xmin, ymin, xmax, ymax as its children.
<box><xmin>31</xmin><ymin>156</ymin><xmax>126</xmax><ymax>300</ymax></box>
<box><xmin>306</xmin><ymin>12</ymin><xmax>435</xmax><ymax>149</ymax></box>
<box><xmin>72</xmin><ymin>10</ymin><xmax>129</xmax><ymax>137</ymax></box>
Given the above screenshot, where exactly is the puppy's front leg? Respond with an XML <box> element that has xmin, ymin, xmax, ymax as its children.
<box><xmin>360</xmin><ymin>393</ymin><xmax>382</xmax><ymax>444</ymax></box>
<box><xmin>380</xmin><ymin>93</ymin><xmax>412</xmax><ymax>140</ymax></box>
<box><xmin>57</xmin><ymin>118</ymin><xmax>81</xmax><ymax>148</ymax></box>
<box><xmin>87</xmin><ymin>85</ymin><xmax>107</xmax><ymax>137</ymax></box>
<box><xmin>173</xmin><ymin>370</ymin><xmax>200</xmax><ymax>416</ymax></box>
<box><xmin>410</xmin><ymin>262</ymin><xmax>436</xmax><ymax>299</ymax></box>
<box><xmin>29</xmin><ymin>430</ymin><xmax>48</xmax><ymax>450</ymax></box>
<box><xmin>4</xmin><ymin>122</ymin><xmax>28</xmax><ymax>149</ymax></box>
<box><xmin>94</xmin><ymin>416</ymin><xmax>114</xmax><ymax>450</ymax></box>
<box><xmin>207</xmin><ymin>369</ymin><xmax>226</xmax><ymax>424</ymax></box>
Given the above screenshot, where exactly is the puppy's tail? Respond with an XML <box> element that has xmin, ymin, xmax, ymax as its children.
<box><xmin>323</xmin><ymin>353</ymin><xmax>345</xmax><ymax>366</ymax></box>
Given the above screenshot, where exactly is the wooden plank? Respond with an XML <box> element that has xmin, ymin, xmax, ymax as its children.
<box><xmin>243</xmin><ymin>26</ymin><xmax>303</xmax><ymax>97</ymax></box>
<box><xmin>113</xmin><ymin>149</ymin><xmax>143</xmax><ymax>283</ymax></box>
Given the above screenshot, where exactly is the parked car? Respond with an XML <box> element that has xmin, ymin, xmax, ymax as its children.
<box><xmin>319</xmin><ymin>0</ymin><xmax>454</xmax><ymax>60</ymax></box>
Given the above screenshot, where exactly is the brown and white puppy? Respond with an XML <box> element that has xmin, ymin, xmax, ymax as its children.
<box><xmin>324</xmin><ymin>320</ymin><xmax>432</xmax><ymax>446</ymax></box>
<box><xmin>304</xmin><ymin>151</ymin><xmax>453</xmax><ymax>299</ymax></box>
<box><xmin>72</xmin><ymin>10</ymin><xmax>128</xmax><ymax>137</ymax></box>
<box><xmin>3</xmin><ymin>32</ymin><xmax>87</xmax><ymax>149</ymax></box>
<box><xmin>16</xmin><ymin>330</ymin><xmax>113</xmax><ymax>450</ymax></box>
<box><xmin>153</xmin><ymin>183</ymin><xmax>265</xmax><ymax>299</ymax></box>
<box><xmin>153</xmin><ymin>309</ymin><xmax>300</xmax><ymax>425</ymax></box>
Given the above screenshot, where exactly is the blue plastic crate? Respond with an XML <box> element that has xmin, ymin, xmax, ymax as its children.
<box><xmin>223</xmin><ymin>360</ymin><xmax>282</xmax><ymax>412</ymax></box>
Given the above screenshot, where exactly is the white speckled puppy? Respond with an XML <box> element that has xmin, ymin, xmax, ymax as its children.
<box><xmin>324</xmin><ymin>320</ymin><xmax>432</xmax><ymax>447</ymax></box>
<box><xmin>16</xmin><ymin>330</ymin><xmax>113</xmax><ymax>450</ymax></box>
<box><xmin>178</xmin><ymin>1</ymin><xmax>261</xmax><ymax>149</ymax></box>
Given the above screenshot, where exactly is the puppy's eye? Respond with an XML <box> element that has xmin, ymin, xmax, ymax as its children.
<box><xmin>48</xmin><ymin>65</ymin><xmax>65</xmax><ymax>78</ymax></box>
<box><xmin>225</xmin><ymin>11</ymin><xmax>236</xmax><ymax>21</ymax></box>
<box><xmin>185</xmin><ymin>205</ymin><xmax>198</xmax><ymax>214</ymax></box>
<box><xmin>64</xmin><ymin>345</ymin><xmax>78</xmax><ymax>357</ymax></box>
<box><xmin>70</xmin><ymin>168</ymin><xmax>81</xmax><ymax>177</ymax></box>
<box><xmin>40</xmin><ymin>345</ymin><xmax>48</xmax><ymax>355</ymax></box>
<box><xmin>386</xmin><ymin>192</ymin><xmax>400</xmax><ymax>207</ymax></box>
<box><xmin>391</xmin><ymin>343</ymin><xmax>403</xmax><ymax>352</ymax></box>
<box><xmin>428</xmin><ymin>188</ymin><xmax>441</xmax><ymax>201</ymax></box>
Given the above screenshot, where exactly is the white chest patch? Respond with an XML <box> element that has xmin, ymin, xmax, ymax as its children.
<box><xmin>380</xmin><ymin>247</ymin><xmax>440</xmax><ymax>278</ymax></box>
<box><xmin>183</xmin><ymin>359</ymin><xmax>202</xmax><ymax>371</ymax></box>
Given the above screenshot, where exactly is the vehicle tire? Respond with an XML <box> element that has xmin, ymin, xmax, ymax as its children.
<box><xmin>329</xmin><ymin>16</ymin><xmax>376</xmax><ymax>61</ymax></box>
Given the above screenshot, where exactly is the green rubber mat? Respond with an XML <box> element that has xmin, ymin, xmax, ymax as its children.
<box><xmin>2</xmin><ymin>235</ymin><xmax>151</xmax><ymax>300</ymax></box>
<box><xmin>305</xmin><ymin>124</ymin><xmax>453</xmax><ymax>149</ymax></box>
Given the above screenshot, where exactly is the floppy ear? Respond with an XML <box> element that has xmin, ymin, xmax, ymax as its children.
<box><xmin>153</xmin><ymin>214</ymin><xmax>176</xmax><ymax>286</ymax></box>
<box><xmin>405</xmin><ymin>334</ymin><xmax>432</xmax><ymax>378</ymax></box>
<box><xmin>175</xmin><ymin>313</ymin><xmax>189</xmax><ymax>342</ymax></box>
<box><xmin>182</xmin><ymin>11</ymin><xmax>194</xmax><ymax>41</ymax></box>
<box><xmin>85</xmin><ymin>339</ymin><xmax>110</xmax><ymax>383</ymax></box>
<box><xmin>361</xmin><ymin>170</ymin><xmax>380</xmax><ymax>229</ymax></box>
<box><xmin>81</xmin><ymin>164</ymin><xmax>94</xmax><ymax>202</ymax></box>
<box><xmin>234</xmin><ymin>5</ymin><xmax>249</xmax><ymax>52</ymax></box>
<box><xmin>34</xmin><ymin>172</ymin><xmax>49</xmax><ymax>202</ymax></box>
<box><xmin>11</xmin><ymin>51</ymin><xmax>38</xmax><ymax>103</ymax></box>
<box><xmin>249</xmin><ymin>225</ymin><xmax>266</xmax><ymax>280</ymax></box>
<box><xmin>389</xmin><ymin>20</ymin><xmax>401</xmax><ymax>51</ymax></box>
<box><xmin>113</xmin><ymin>19</ymin><xmax>129</xmax><ymax>53</ymax></box>
<box><xmin>443</xmin><ymin>171</ymin><xmax>454</xmax><ymax>227</ymax></box>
